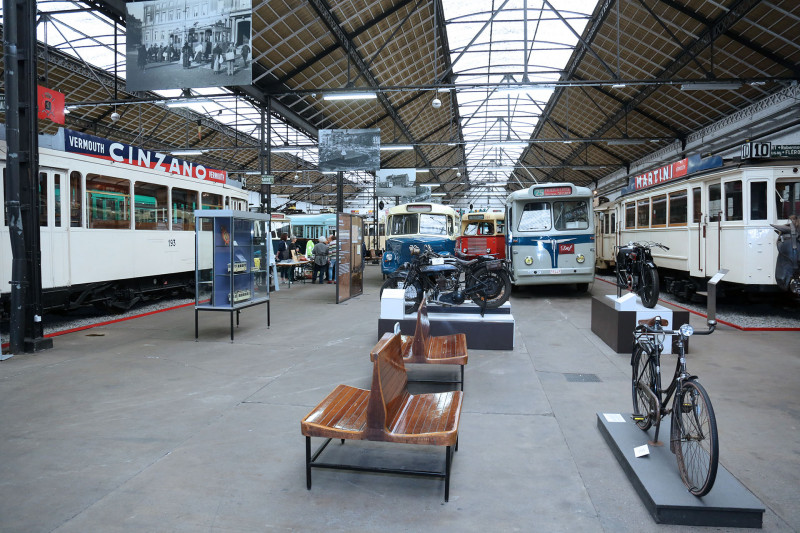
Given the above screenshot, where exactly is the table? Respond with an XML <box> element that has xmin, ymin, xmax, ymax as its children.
<box><xmin>277</xmin><ymin>260</ymin><xmax>311</xmax><ymax>288</ymax></box>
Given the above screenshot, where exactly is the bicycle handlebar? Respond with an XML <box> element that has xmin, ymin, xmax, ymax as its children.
<box><xmin>635</xmin><ymin>321</ymin><xmax>716</xmax><ymax>337</ymax></box>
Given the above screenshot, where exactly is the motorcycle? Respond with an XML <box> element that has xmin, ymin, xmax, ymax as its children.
<box><xmin>614</xmin><ymin>241</ymin><xmax>668</xmax><ymax>308</ymax></box>
<box><xmin>380</xmin><ymin>245</ymin><xmax>512</xmax><ymax>315</ymax></box>
<box><xmin>771</xmin><ymin>215</ymin><xmax>800</xmax><ymax>297</ymax></box>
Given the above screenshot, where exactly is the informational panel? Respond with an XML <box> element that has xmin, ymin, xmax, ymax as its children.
<box><xmin>126</xmin><ymin>0</ymin><xmax>253</xmax><ymax>91</ymax></box>
<box><xmin>336</xmin><ymin>214</ymin><xmax>364</xmax><ymax>303</ymax></box>
<box><xmin>319</xmin><ymin>129</ymin><xmax>380</xmax><ymax>172</ymax></box>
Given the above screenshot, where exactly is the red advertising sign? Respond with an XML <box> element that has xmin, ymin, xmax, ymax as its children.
<box><xmin>37</xmin><ymin>86</ymin><xmax>65</xmax><ymax>125</ymax></box>
<box><xmin>534</xmin><ymin>186</ymin><xmax>572</xmax><ymax>197</ymax></box>
<box><xmin>558</xmin><ymin>243</ymin><xmax>575</xmax><ymax>254</ymax></box>
<box><xmin>633</xmin><ymin>158</ymin><xmax>688</xmax><ymax>191</ymax></box>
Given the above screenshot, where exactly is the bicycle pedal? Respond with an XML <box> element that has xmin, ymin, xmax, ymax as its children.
<box><xmin>631</xmin><ymin>414</ymin><xmax>645</xmax><ymax>421</ymax></box>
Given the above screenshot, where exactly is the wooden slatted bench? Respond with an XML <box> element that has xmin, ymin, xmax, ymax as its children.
<box><xmin>373</xmin><ymin>296</ymin><xmax>468</xmax><ymax>390</ymax></box>
<box><xmin>301</xmin><ymin>332</ymin><xmax>463</xmax><ymax>501</ymax></box>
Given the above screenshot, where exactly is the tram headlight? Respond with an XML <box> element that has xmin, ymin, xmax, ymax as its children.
<box><xmin>524</xmin><ymin>256</ymin><xmax>533</xmax><ymax>265</ymax></box>
<box><xmin>576</xmin><ymin>254</ymin><xmax>585</xmax><ymax>264</ymax></box>
<box><xmin>679</xmin><ymin>324</ymin><xmax>694</xmax><ymax>337</ymax></box>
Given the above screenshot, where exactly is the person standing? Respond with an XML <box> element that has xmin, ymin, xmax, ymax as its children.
<box><xmin>326</xmin><ymin>233</ymin><xmax>338</xmax><ymax>284</ymax></box>
<box><xmin>226</xmin><ymin>43</ymin><xmax>236</xmax><ymax>76</ymax></box>
<box><xmin>311</xmin><ymin>237</ymin><xmax>329</xmax><ymax>284</ymax></box>
<box><xmin>182</xmin><ymin>41</ymin><xmax>191</xmax><ymax>68</ymax></box>
<box><xmin>287</xmin><ymin>236</ymin><xmax>299</xmax><ymax>282</ymax></box>
<box><xmin>212</xmin><ymin>41</ymin><xmax>223</xmax><ymax>75</ymax></box>
<box><xmin>275</xmin><ymin>233</ymin><xmax>290</xmax><ymax>283</ymax></box>
<box><xmin>240</xmin><ymin>43</ymin><xmax>250</xmax><ymax>69</ymax></box>
<box><xmin>305</xmin><ymin>237</ymin><xmax>315</xmax><ymax>259</ymax></box>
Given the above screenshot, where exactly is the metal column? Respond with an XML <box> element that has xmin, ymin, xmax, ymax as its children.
<box><xmin>3</xmin><ymin>0</ymin><xmax>53</xmax><ymax>354</ymax></box>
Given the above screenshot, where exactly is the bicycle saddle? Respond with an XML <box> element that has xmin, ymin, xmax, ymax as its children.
<box><xmin>638</xmin><ymin>317</ymin><xmax>669</xmax><ymax>327</ymax></box>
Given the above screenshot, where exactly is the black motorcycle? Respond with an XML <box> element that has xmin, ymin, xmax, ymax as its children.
<box><xmin>380</xmin><ymin>245</ymin><xmax>512</xmax><ymax>315</ymax></box>
<box><xmin>771</xmin><ymin>215</ymin><xmax>800</xmax><ymax>297</ymax></box>
<box><xmin>614</xmin><ymin>241</ymin><xmax>667</xmax><ymax>308</ymax></box>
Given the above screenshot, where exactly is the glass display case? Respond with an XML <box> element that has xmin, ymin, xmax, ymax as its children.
<box><xmin>194</xmin><ymin>210</ymin><xmax>271</xmax><ymax>340</ymax></box>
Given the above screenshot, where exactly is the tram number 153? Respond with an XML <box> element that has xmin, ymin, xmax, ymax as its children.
<box><xmin>168</xmin><ymin>239</ymin><xmax>176</xmax><ymax>247</ymax></box>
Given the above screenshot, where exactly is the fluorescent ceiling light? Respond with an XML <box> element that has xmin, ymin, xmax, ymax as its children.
<box><xmin>431</xmin><ymin>193</ymin><xmax>447</xmax><ymax>196</ymax></box>
<box><xmin>166</xmin><ymin>99</ymin><xmax>213</xmax><ymax>108</ymax></box>
<box><xmin>292</xmin><ymin>184</ymin><xmax>313</xmax><ymax>187</ymax></box>
<box><xmin>272</xmin><ymin>146</ymin><xmax>303</xmax><ymax>153</ymax></box>
<box><xmin>244</xmin><ymin>171</ymin><xmax>263</xmax><ymax>175</ymax></box>
<box><xmin>572</xmin><ymin>165</ymin><xmax>606</xmax><ymax>170</ymax></box>
<box><xmin>605</xmin><ymin>138</ymin><xmax>647</xmax><ymax>146</ymax></box>
<box><xmin>611</xmin><ymin>83</ymin><xmax>627</xmax><ymax>88</ymax></box>
<box><xmin>562</xmin><ymin>140</ymin><xmax>573</xmax><ymax>144</ymax></box>
<box><xmin>380</xmin><ymin>144</ymin><xmax>413</xmax><ymax>151</ymax></box>
<box><xmin>681</xmin><ymin>82</ymin><xmax>741</xmax><ymax>91</ymax></box>
<box><xmin>323</xmin><ymin>92</ymin><xmax>377</xmax><ymax>101</ymax></box>
<box><xmin>170</xmin><ymin>149</ymin><xmax>204</xmax><ymax>156</ymax></box>
<box><xmin>416</xmin><ymin>169</ymin><xmax>429</xmax><ymax>173</ymax></box>
<box><xmin>484</xmin><ymin>166</ymin><xmax>514</xmax><ymax>171</ymax></box>
<box><xmin>321</xmin><ymin>171</ymin><xmax>338</xmax><ymax>175</ymax></box>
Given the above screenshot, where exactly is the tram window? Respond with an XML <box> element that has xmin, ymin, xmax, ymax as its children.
<box><xmin>611</xmin><ymin>212</ymin><xmax>616</xmax><ymax>233</ymax></box>
<box><xmin>636</xmin><ymin>199</ymin><xmax>650</xmax><ymax>228</ymax></box>
<box><xmin>39</xmin><ymin>172</ymin><xmax>48</xmax><ymax>227</ymax></box>
<box><xmin>519</xmin><ymin>202</ymin><xmax>551</xmax><ymax>231</ymax></box>
<box><xmin>390</xmin><ymin>214</ymin><xmax>418</xmax><ymax>235</ymax></box>
<box><xmin>497</xmin><ymin>220</ymin><xmax>505</xmax><ymax>234</ymax></box>
<box><xmin>70</xmin><ymin>171</ymin><xmax>83</xmax><ymax>228</ymax></box>
<box><xmin>651</xmin><ymin>195</ymin><xmax>667</xmax><ymax>226</ymax></box>
<box><xmin>724</xmin><ymin>180</ymin><xmax>743</xmax><ymax>221</ymax></box>
<box><xmin>54</xmin><ymin>174</ymin><xmax>62</xmax><ymax>227</ymax></box>
<box><xmin>668</xmin><ymin>190</ymin><xmax>687</xmax><ymax>225</ymax></box>
<box><xmin>775</xmin><ymin>180</ymin><xmax>800</xmax><ymax>218</ymax></box>
<box><xmin>172</xmin><ymin>188</ymin><xmax>197</xmax><ymax>231</ymax></box>
<box><xmin>553</xmin><ymin>201</ymin><xmax>589</xmax><ymax>230</ymax></box>
<box><xmin>379</xmin><ymin>223</ymin><xmax>386</xmax><ymax>236</ymax></box>
<box><xmin>750</xmin><ymin>182</ymin><xmax>767</xmax><ymax>220</ymax></box>
<box><xmin>134</xmin><ymin>182</ymin><xmax>168</xmax><ymax>230</ymax></box>
<box><xmin>421</xmin><ymin>214</ymin><xmax>447</xmax><ymax>235</ymax></box>
<box><xmin>708</xmin><ymin>184</ymin><xmax>721</xmax><ymax>222</ymax></box>
<box><xmin>201</xmin><ymin>192</ymin><xmax>223</xmax><ymax>210</ymax></box>
<box><xmin>692</xmin><ymin>187</ymin><xmax>702</xmax><ymax>223</ymax></box>
<box><xmin>3</xmin><ymin>168</ymin><xmax>6</xmax><ymax>226</ymax></box>
<box><xmin>86</xmin><ymin>174</ymin><xmax>131</xmax><ymax>229</ymax></box>
<box><xmin>625</xmin><ymin>202</ymin><xmax>635</xmax><ymax>229</ymax></box>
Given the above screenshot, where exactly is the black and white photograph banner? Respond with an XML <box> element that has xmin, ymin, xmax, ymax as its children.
<box><xmin>318</xmin><ymin>129</ymin><xmax>381</xmax><ymax>172</ymax></box>
<box><xmin>126</xmin><ymin>0</ymin><xmax>253</xmax><ymax>91</ymax></box>
<box><xmin>376</xmin><ymin>168</ymin><xmax>416</xmax><ymax>198</ymax></box>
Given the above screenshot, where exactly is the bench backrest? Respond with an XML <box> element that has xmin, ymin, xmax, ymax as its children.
<box><xmin>410</xmin><ymin>297</ymin><xmax>431</xmax><ymax>359</ymax></box>
<box><xmin>366</xmin><ymin>333</ymin><xmax>409</xmax><ymax>439</ymax></box>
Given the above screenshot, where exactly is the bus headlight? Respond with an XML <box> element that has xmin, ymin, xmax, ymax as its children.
<box><xmin>384</xmin><ymin>253</ymin><xmax>393</xmax><ymax>261</ymax></box>
<box><xmin>524</xmin><ymin>256</ymin><xmax>533</xmax><ymax>265</ymax></box>
<box><xmin>486</xmin><ymin>248</ymin><xmax>491</xmax><ymax>253</ymax></box>
<box><xmin>576</xmin><ymin>254</ymin><xmax>585</xmax><ymax>263</ymax></box>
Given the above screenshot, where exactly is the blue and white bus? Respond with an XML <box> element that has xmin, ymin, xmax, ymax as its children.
<box><xmin>505</xmin><ymin>183</ymin><xmax>595</xmax><ymax>292</ymax></box>
<box><xmin>381</xmin><ymin>202</ymin><xmax>459</xmax><ymax>276</ymax></box>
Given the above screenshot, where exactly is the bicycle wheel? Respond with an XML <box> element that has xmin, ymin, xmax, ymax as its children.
<box><xmin>631</xmin><ymin>346</ymin><xmax>657</xmax><ymax>431</ymax></box>
<box><xmin>640</xmin><ymin>265</ymin><xmax>660</xmax><ymax>308</ymax></box>
<box><xmin>674</xmin><ymin>380</ymin><xmax>718</xmax><ymax>496</ymax></box>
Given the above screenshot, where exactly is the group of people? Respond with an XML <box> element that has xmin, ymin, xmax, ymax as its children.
<box><xmin>136</xmin><ymin>39</ymin><xmax>250</xmax><ymax>77</ymax></box>
<box><xmin>275</xmin><ymin>233</ymin><xmax>338</xmax><ymax>285</ymax></box>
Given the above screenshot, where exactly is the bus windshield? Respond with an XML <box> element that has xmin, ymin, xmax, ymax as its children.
<box><xmin>519</xmin><ymin>203</ymin><xmax>551</xmax><ymax>231</ymax></box>
<box><xmin>390</xmin><ymin>213</ymin><xmax>449</xmax><ymax>235</ymax></box>
<box><xmin>463</xmin><ymin>221</ymin><xmax>494</xmax><ymax>235</ymax></box>
<box><xmin>553</xmin><ymin>200</ymin><xmax>589</xmax><ymax>230</ymax></box>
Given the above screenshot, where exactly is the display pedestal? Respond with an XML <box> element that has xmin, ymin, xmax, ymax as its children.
<box><xmin>597</xmin><ymin>413</ymin><xmax>764</xmax><ymax>527</ymax></box>
<box><xmin>591</xmin><ymin>294</ymin><xmax>689</xmax><ymax>354</ymax></box>
<box><xmin>378</xmin><ymin>299</ymin><xmax>514</xmax><ymax>350</ymax></box>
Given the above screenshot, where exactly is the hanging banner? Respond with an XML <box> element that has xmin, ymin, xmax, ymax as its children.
<box><xmin>37</xmin><ymin>86</ymin><xmax>66</xmax><ymax>125</ymax></box>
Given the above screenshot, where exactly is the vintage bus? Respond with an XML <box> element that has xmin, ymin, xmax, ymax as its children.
<box><xmin>505</xmin><ymin>183</ymin><xmax>595</xmax><ymax>291</ymax></box>
<box><xmin>457</xmin><ymin>209</ymin><xmax>506</xmax><ymax>259</ymax></box>
<box><xmin>381</xmin><ymin>202</ymin><xmax>459</xmax><ymax>276</ymax></box>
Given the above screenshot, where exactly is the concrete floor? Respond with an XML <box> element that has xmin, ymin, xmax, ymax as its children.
<box><xmin>0</xmin><ymin>266</ymin><xmax>797</xmax><ymax>532</ymax></box>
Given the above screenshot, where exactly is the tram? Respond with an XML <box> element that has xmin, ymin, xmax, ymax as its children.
<box><xmin>0</xmin><ymin>126</ymin><xmax>250</xmax><ymax>316</ymax></box>
<box><xmin>595</xmin><ymin>153</ymin><xmax>800</xmax><ymax>298</ymax></box>
<box><xmin>505</xmin><ymin>183</ymin><xmax>595</xmax><ymax>291</ymax></box>
<box><xmin>594</xmin><ymin>200</ymin><xmax>617</xmax><ymax>270</ymax></box>
<box><xmin>288</xmin><ymin>212</ymin><xmax>337</xmax><ymax>247</ymax></box>
<box><xmin>381</xmin><ymin>202</ymin><xmax>459</xmax><ymax>276</ymax></box>
<box><xmin>365</xmin><ymin>216</ymin><xmax>386</xmax><ymax>256</ymax></box>
<box><xmin>456</xmin><ymin>209</ymin><xmax>506</xmax><ymax>259</ymax></box>
<box><xmin>268</xmin><ymin>213</ymin><xmax>292</xmax><ymax>254</ymax></box>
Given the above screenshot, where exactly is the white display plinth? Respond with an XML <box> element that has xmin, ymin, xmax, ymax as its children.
<box><xmin>603</xmin><ymin>295</ymin><xmax>676</xmax><ymax>354</ymax></box>
<box><xmin>380</xmin><ymin>289</ymin><xmax>406</xmax><ymax>320</ymax></box>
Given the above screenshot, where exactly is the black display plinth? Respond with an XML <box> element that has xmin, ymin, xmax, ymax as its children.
<box><xmin>597</xmin><ymin>413</ymin><xmax>764</xmax><ymax>528</ymax></box>
<box><xmin>378</xmin><ymin>302</ymin><xmax>514</xmax><ymax>350</ymax></box>
<box><xmin>591</xmin><ymin>294</ymin><xmax>690</xmax><ymax>353</ymax></box>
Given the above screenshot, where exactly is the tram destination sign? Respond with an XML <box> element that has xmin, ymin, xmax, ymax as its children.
<box><xmin>742</xmin><ymin>142</ymin><xmax>800</xmax><ymax>159</ymax></box>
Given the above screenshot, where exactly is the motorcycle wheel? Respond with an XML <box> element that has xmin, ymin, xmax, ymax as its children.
<box><xmin>639</xmin><ymin>265</ymin><xmax>660</xmax><ymax>308</ymax></box>
<box><xmin>380</xmin><ymin>276</ymin><xmax>423</xmax><ymax>315</ymax></box>
<box><xmin>470</xmin><ymin>268</ymin><xmax>512</xmax><ymax>309</ymax></box>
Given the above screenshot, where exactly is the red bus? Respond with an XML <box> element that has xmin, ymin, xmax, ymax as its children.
<box><xmin>456</xmin><ymin>210</ymin><xmax>506</xmax><ymax>259</ymax></box>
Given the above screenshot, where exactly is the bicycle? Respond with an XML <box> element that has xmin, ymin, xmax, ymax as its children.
<box><xmin>631</xmin><ymin>315</ymin><xmax>719</xmax><ymax>496</ymax></box>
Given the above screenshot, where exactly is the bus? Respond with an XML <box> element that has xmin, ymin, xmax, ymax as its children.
<box><xmin>457</xmin><ymin>209</ymin><xmax>506</xmax><ymax>259</ymax></box>
<box><xmin>505</xmin><ymin>183</ymin><xmax>595</xmax><ymax>292</ymax></box>
<box><xmin>381</xmin><ymin>202</ymin><xmax>459</xmax><ymax>276</ymax></box>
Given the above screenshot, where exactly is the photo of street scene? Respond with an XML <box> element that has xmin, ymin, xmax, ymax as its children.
<box><xmin>318</xmin><ymin>129</ymin><xmax>381</xmax><ymax>172</ymax></box>
<box><xmin>376</xmin><ymin>168</ymin><xmax>416</xmax><ymax>197</ymax></box>
<box><xmin>126</xmin><ymin>0</ymin><xmax>252</xmax><ymax>91</ymax></box>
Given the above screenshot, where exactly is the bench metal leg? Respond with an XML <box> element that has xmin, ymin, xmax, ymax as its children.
<box><xmin>461</xmin><ymin>365</ymin><xmax>464</xmax><ymax>391</ymax></box>
<box><xmin>445</xmin><ymin>445</ymin><xmax>452</xmax><ymax>502</ymax></box>
<box><xmin>306</xmin><ymin>437</ymin><xmax>312</xmax><ymax>489</ymax></box>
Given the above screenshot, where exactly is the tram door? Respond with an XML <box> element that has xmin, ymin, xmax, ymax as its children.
<box><xmin>39</xmin><ymin>168</ymin><xmax>70</xmax><ymax>290</ymax></box>
<box><xmin>703</xmin><ymin>181</ymin><xmax>723</xmax><ymax>274</ymax></box>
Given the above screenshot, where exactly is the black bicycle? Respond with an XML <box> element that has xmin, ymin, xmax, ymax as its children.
<box><xmin>615</xmin><ymin>242</ymin><xmax>667</xmax><ymax>308</ymax></box>
<box><xmin>631</xmin><ymin>316</ymin><xmax>718</xmax><ymax>496</ymax></box>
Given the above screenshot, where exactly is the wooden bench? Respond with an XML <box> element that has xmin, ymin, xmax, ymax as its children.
<box><xmin>373</xmin><ymin>297</ymin><xmax>468</xmax><ymax>390</ymax></box>
<box><xmin>301</xmin><ymin>333</ymin><xmax>463</xmax><ymax>501</ymax></box>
